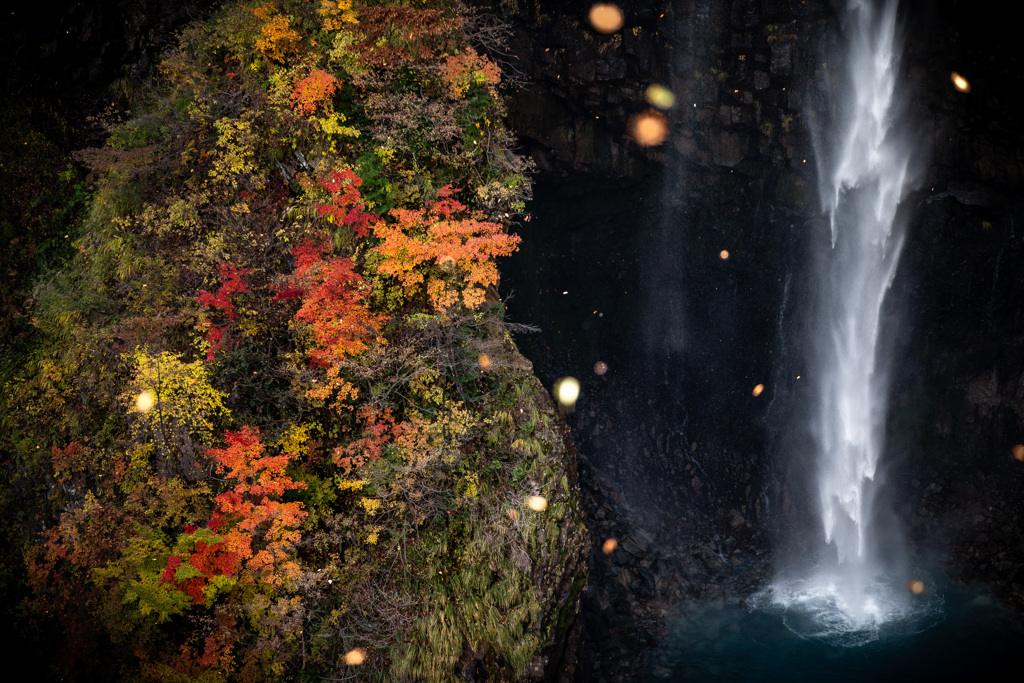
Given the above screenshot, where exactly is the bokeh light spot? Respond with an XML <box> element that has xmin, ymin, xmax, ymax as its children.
<box><xmin>589</xmin><ymin>4</ymin><xmax>624</xmax><ymax>34</ymax></box>
<box><xmin>908</xmin><ymin>579</ymin><xmax>926</xmax><ymax>595</ymax></box>
<box><xmin>593</xmin><ymin>361</ymin><xmax>608</xmax><ymax>376</ymax></box>
<box><xmin>554</xmin><ymin>377</ymin><xmax>581</xmax><ymax>407</ymax></box>
<box><xmin>602</xmin><ymin>538</ymin><xmax>618</xmax><ymax>554</ymax></box>
<box><xmin>629</xmin><ymin>110</ymin><xmax>669</xmax><ymax>146</ymax></box>
<box><xmin>478</xmin><ymin>354</ymin><xmax>492</xmax><ymax>371</ymax></box>
<box><xmin>527</xmin><ymin>496</ymin><xmax>548</xmax><ymax>512</ymax></box>
<box><xmin>344</xmin><ymin>648</ymin><xmax>366</xmax><ymax>665</ymax></box>
<box><xmin>645</xmin><ymin>84</ymin><xmax>676</xmax><ymax>109</ymax></box>
<box><xmin>719</xmin><ymin>249</ymin><xmax>730</xmax><ymax>260</ymax></box>
<box><xmin>950</xmin><ymin>71</ymin><xmax>971</xmax><ymax>93</ymax></box>
<box><xmin>752</xmin><ymin>383</ymin><xmax>765</xmax><ymax>397</ymax></box>
<box><xmin>1013</xmin><ymin>444</ymin><xmax>1024</xmax><ymax>461</ymax></box>
<box><xmin>136</xmin><ymin>391</ymin><xmax>156</xmax><ymax>413</ymax></box>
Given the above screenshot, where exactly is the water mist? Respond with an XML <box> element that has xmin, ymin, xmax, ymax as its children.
<box><xmin>763</xmin><ymin>0</ymin><xmax>941</xmax><ymax>644</ymax></box>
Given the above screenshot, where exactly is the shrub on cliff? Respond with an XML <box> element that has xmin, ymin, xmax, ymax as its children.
<box><xmin>1</xmin><ymin>2</ymin><xmax>585</xmax><ymax>681</ymax></box>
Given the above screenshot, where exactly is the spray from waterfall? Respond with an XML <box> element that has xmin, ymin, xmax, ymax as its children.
<box><xmin>760</xmin><ymin>0</ymin><xmax>941</xmax><ymax>642</ymax></box>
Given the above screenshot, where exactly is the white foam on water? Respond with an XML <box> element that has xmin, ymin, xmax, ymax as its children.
<box><xmin>755</xmin><ymin>570</ymin><xmax>944</xmax><ymax>647</ymax></box>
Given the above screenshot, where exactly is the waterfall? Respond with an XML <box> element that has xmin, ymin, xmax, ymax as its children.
<box><xmin>815</xmin><ymin>0</ymin><xmax>909</xmax><ymax>578</ymax></box>
<box><xmin>760</xmin><ymin>0</ymin><xmax>940</xmax><ymax>643</ymax></box>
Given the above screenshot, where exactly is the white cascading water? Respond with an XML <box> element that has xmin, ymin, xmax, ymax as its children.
<box><xmin>760</xmin><ymin>0</ymin><xmax>943</xmax><ymax>644</ymax></box>
<box><xmin>817</xmin><ymin>0</ymin><xmax>907</xmax><ymax>567</ymax></box>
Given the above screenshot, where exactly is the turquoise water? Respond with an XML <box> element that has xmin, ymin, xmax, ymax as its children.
<box><xmin>652</xmin><ymin>579</ymin><xmax>1023</xmax><ymax>682</ymax></box>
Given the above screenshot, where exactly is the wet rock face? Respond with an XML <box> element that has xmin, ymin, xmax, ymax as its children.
<box><xmin>884</xmin><ymin>0</ymin><xmax>1024</xmax><ymax>585</ymax></box>
<box><xmin>486</xmin><ymin>0</ymin><xmax>1024</xmax><ymax>206</ymax></box>
<box><xmin>497</xmin><ymin>0</ymin><xmax>1024</xmax><ymax>500</ymax></box>
<box><xmin>504</xmin><ymin>172</ymin><xmax>796</xmax><ymax>679</ymax></box>
<box><xmin>885</xmin><ymin>185</ymin><xmax>1024</xmax><ymax>613</ymax></box>
<box><xmin>477</xmin><ymin>0</ymin><xmax>830</xmax><ymax>179</ymax></box>
<box><xmin>497</xmin><ymin>0</ymin><xmax>1024</xmax><ymax>677</ymax></box>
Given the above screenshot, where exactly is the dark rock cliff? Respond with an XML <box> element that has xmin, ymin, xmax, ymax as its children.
<box><xmin>2</xmin><ymin>1</ymin><xmax>224</xmax><ymax>86</ymax></box>
<box><xmin>485</xmin><ymin>0</ymin><xmax>1024</xmax><ymax>677</ymax></box>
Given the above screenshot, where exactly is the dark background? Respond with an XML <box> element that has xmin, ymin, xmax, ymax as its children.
<box><xmin>3</xmin><ymin>1</ymin><xmax>1023</xmax><ymax>679</ymax></box>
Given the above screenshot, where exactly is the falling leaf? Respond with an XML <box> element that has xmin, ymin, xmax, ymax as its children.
<box><xmin>629</xmin><ymin>110</ymin><xmax>669</xmax><ymax>146</ymax></box>
<box><xmin>589</xmin><ymin>4</ymin><xmax>624</xmax><ymax>34</ymax></box>
<box><xmin>950</xmin><ymin>71</ymin><xmax>971</xmax><ymax>93</ymax></box>
<box><xmin>526</xmin><ymin>496</ymin><xmax>548</xmax><ymax>512</ymax></box>
<box><xmin>136</xmin><ymin>391</ymin><xmax>156</xmax><ymax>413</ymax></box>
<box><xmin>554</xmin><ymin>377</ymin><xmax>580</xmax><ymax>407</ymax></box>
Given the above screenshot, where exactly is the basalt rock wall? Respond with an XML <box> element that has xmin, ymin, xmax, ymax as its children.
<box><xmin>491</xmin><ymin>1</ymin><xmax>1024</xmax><ymax>675</ymax></box>
<box><xmin>491</xmin><ymin>0</ymin><xmax>1024</xmax><ymax>538</ymax></box>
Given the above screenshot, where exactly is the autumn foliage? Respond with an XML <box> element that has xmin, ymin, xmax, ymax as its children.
<box><xmin>198</xmin><ymin>262</ymin><xmax>250</xmax><ymax>360</ymax></box>
<box><xmin>2</xmin><ymin>0</ymin><xmax>548</xmax><ymax>680</ymax></box>
<box><xmin>161</xmin><ymin>534</ymin><xmax>240</xmax><ymax>604</ymax></box>
<box><xmin>251</xmin><ymin>3</ymin><xmax>300</xmax><ymax>63</ymax></box>
<box><xmin>373</xmin><ymin>185</ymin><xmax>521</xmax><ymax>309</ymax></box>
<box><xmin>332</xmin><ymin>404</ymin><xmax>402</xmax><ymax>470</ymax></box>
<box><xmin>317</xmin><ymin>0</ymin><xmax>358</xmax><ymax>31</ymax></box>
<box><xmin>285</xmin><ymin>238</ymin><xmax>385</xmax><ymax>365</ymax></box>
<box><xmin>291</xmin><ymin>69</ymin><xmax>341</xmax><ymax>116</ymax></box>
<box><xmin>198</xmin><ymin>263</ymin><xmax>249</xmax><ymax>316</ymax></box>
<box><xmin>440</xmin><ymin>48</ymin><xmax>502</xmax><ymax>99</ymax></box>
<box><xmin>205</xmin><ymin>427</ymin><xmax>307</xmax><ymax>587</ymax></box>
<box><xmin>315</xmin><ymin>168</ymin><xmax>378</xmax><ymax>237</ymax></box>
<box><xmin>353</xmin><ymin>6</ymin><xmax>460</xmax><ymax>67</ymax></box>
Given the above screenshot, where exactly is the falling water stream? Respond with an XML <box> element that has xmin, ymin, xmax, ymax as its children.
<box><xmin>764</xmin><ymin>0</ymin><xmax>926</xmax><ymax>644</ymax></box>
<box><xmin>816</xmin><ymin>0</ymin><xmax>907</xmax><ymax>572</ymax></box>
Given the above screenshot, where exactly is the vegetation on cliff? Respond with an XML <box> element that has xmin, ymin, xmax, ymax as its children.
<box><xmin>0</xmin><ymin>1</ymin><xmax>587</xmax><ymax>680</ymax></box>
